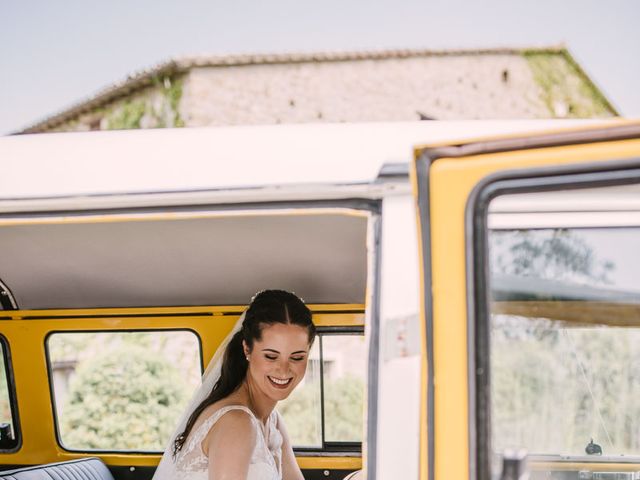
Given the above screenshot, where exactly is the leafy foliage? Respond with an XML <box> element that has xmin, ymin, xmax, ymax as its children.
<box><xmin>279</xmin><ymin>375</ymin><xmax>364</xmax><ymax>446</ymax></box>
<box><xmin>491</xmin><ymin>319</ymin><xmax>640</xmax><ymax>455</ymax></box>
<box><xmin>488</xmin><ymin>228</ymin><xmax>640</xmax><ymax>456</ymax></box>
<box><xmin>0</xmin><ymin>347</ymin><xmax>10</xmax><ymax>425</ymax></box>
<box><xmin>491</xmin><ymin>229</ymin><xmax>614</xmax><ymax>283</ymax></box>
<box><xmin>106</xmin><ymin>100</ymin><xmax>147</xmax><ymax>130</ymax></box>
<box><xmin>61</xmin><ymin>345</ymin><xmax>189</xmax><ymax>450</ymax></box>
<box><xmin>279</xmin><ymin>380</ymin><xmax>322</xmax><ymax>446</ymax></box>
<box><xmin>325</xmin><ymin>376</ymin><xmax>364</xmax><ymax>442</ymax></box>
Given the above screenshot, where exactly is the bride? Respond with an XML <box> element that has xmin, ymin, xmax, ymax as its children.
<box><xmin>153</xmin><ymin>289</ymin><xmax>316</xmax><ymax>480</ymax></box>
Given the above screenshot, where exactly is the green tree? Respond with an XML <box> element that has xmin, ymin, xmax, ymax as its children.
<box><xmin>0</xmin><ymin>390</ymin><xmax>8</xmax><ymax>425</ymax></box>
<box><xmin>487</xmin><ymin>228</ymin><xmax>640</xmax><ymax>456</ymax></box>
<box><xmin>61</xmin><ymin>345</ymin><xmax>189</xmax><ymax>450</ymax></box>
<box><xmin>0</xmin><ymin>348</ymin><xmax>10</xmax><ymax>425</ymax></box>
<box><xmin>491</xmin><ymin>229</ymin><xmax>614</xmax><ymax>283</ymax></box>
<box><xmin>325</xmin><ymin>376</ymin><xmax>364</xmax><ymax>442</ymax></box>
<box><xmin>279</xmin><ymin>376</ymin><xmax>364</xmax><ymax>446</ymax></box>
<box><xmin>279</xmin><ymin>382</ymin><xmax>321</xmax><ymax>446</ymax></box>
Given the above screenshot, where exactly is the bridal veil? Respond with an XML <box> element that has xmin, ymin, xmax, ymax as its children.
<box><xmin>152</xmin><ymin>311</ymin><xmax>246</xmax><ymax>480</ymax></box>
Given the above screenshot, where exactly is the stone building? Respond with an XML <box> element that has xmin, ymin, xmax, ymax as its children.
<box><xmin>19</xmin><ymin>46</ymin><xmax>617</xmax><ymax>134</ymax></box>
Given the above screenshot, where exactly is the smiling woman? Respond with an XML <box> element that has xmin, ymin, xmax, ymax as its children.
<box><xmin>244</xmin><ymin>322</ymin><xmax>311</xmax><ymax>396</ymax></box>
<box><xmin>155</xmin><ymin>290</ymin><xmax>317</xmax><ymax>480</ymax></box>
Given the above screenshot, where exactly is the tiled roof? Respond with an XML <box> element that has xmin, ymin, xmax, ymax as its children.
<box><xmin>17</xmin><ymin>45</ymin><xmax>606</xmax><ymax>134</ymax></box>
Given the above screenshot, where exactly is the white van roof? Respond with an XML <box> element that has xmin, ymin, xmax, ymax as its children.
<box><xmin>0</xmin><ymin>120</ymin><xmax>621</xmax><ymax>310</ymax></box>
<box><xmin>1</xmin><ymin>121</ymin><xmax>598</xmax><ymax>201</ymax></box>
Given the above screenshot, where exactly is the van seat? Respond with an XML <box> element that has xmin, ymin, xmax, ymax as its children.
<box><xmin>0</xmin><ymin>458</ymin><xmax>114</xmax><ymax>480</ymax></box>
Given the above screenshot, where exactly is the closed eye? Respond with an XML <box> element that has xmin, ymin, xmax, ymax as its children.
<box><xmin>290</xmin><ymin>356</ymin><xmax>306</xmax><ymax>362</ymax></box>
<box><xmin>265</xmin><ymin>354</ymin><xmax>278</xmax><ymax>360</ymax></box>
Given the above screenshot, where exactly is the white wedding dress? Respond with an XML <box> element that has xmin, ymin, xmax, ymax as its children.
<box><xmin>171</xmin><ymin>405</ymin><xmax>283</xmax><ymax>480</ymax></box>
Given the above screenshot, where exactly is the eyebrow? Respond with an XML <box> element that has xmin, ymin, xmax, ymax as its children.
<box><xmin>261</xmin><ymin>348</ymin><xmax>308</xmax><ymax>355</ymax></box>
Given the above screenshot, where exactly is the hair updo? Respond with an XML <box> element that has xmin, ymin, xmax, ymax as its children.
<box><xmin>173</xmin><ymin>289</ymin><xmax>315</xmax><ymax>456</ymax></box>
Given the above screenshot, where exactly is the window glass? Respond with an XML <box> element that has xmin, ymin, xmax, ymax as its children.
<box><xmin>278</xmin><ymin>340</ymin><xmax>322</xmax><ymax>447</ymax></box>
<box><xmin>0</xmin><ymin>340</ymin><xmax>17</xmax><ymax>448</ymax></box>
<box><xmin>47</xmin><ymin>331</ymin><xmax>201</xmax><ymax>451</ymax></box>
<box><xmin>489</xmin><ymin>227</ymin><xmax>640</xmax><ymax>458</ymax></box>
<box><xmin>0</xmin><ymin>343</ymin><xmax>10</xmax><ymax>425</ymax></box>
<box><xmin>279</xmin><ymin>332</ymin><xmax>366</xmax><ymax>449</ymax></box>
<box><xmin>323</xmin><ymin>334</ymin><xmax>366</xmax><ymax>443</ymax></box>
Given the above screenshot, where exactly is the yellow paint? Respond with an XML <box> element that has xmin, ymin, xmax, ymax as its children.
<box><xmin>2</xmin><ymin>305</ymin><xmax>243</xmax><ymax>320</ymax></box>
<box><xmin>424</xmin><ymin>136</ymin><xmax>640</xmax><ymax>480</ymax></box>
<box><xmin>1</xmin><ymin>315</ymin><xmax>237</xmax><ymax>464</ymax></box>
<box><xmin>0</xmin><ymin>207</ymin><xmax>370</xmax><ymax>227</ymax></box>
<box><xmin>297</xmin><ymin>456</ymin><xmax>362</xmax><ymax>470</ymax></box>
<box><xmin>0</xmin><ymin>305</ymin><xmax>363</xmax><ymax>467</ymax></box>
<box><xmin>1</xmin><ymin>305</ymin><xmax>364</xmax><ymax>324</ymax></box>
<box><xmin>313</xmin><ymin>312</ymin><xmax>365</xmax><ymax>327</ymax></box>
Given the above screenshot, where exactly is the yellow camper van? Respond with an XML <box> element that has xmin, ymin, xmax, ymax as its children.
<box><xmin>1</xmin><ymin>120</ymin><xmax>640</xmax><ymax>480</ymax></box>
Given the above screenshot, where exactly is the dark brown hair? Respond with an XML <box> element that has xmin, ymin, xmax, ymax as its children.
<box><xmin>173</xmin><ymin>289</ymin><xmax>315</xmax><ymax>456</ymax></box>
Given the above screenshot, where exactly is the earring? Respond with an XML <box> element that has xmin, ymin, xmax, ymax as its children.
<box><xmin>245</xmin><ymin>355</ymin><xmax>250</xmax><ymax>361</ymax></box>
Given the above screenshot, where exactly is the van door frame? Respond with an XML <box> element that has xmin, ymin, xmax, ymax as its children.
<box><xmin>414</xmin><ymin>123</ymin><xmax>640</xmax><ymax>480</ymax></box>
<box><xmin>470</xmin><ymin>160</ymin><xmax>640</xmax><ymax>480</ymax></box>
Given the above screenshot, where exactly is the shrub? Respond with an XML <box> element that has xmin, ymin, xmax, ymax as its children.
<box><xmin>61</xmin><ymin>345</ymin><xmax>188</xmax><ymax>450</ymax></box>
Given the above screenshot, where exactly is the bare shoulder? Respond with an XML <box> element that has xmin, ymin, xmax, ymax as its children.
<box><xmin>213</xmin><ymin>408</ymin><xmax>256</xmax><ymax>434</ymax></box>
<box><xmin>201</xmin><ymin>407</ymin><xmax>257</xmax><ymax>456</ymax></box>
<box><xmin>203</xmin><ymin>408</ymin><xmax>258</xmax><ymax>479</ymax></box>
<box><xmin>192</xmin><ymin>397</ymin><xmax>250</xmax><ymax>434</ymax></box>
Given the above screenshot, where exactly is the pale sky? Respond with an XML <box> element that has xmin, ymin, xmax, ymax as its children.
<box><xmin>2</xmin><ymin>0</ymin><xmax>639</xmax><ymax>135</ymax></box>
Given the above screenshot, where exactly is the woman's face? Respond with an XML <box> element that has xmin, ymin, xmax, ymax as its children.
<box><xmin>244</xmin><ymin>323</ymin><xmax>311</xmax><ymax>402</ymax></box>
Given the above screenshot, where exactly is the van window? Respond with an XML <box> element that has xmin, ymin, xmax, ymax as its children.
<box><xmin>488</xmin><ymin>226</ymin><xmax>640</xmax><ymax>458</ymax></box>
<box><xmin>279</xmin><ymin>330</ymin><xmax>365</xmax><ymax>450</ymax></box>
<box><xmin>0</xmin><ymin>338</ymin><xmax>18</xmax><ymax>450</ymax></box>
<box><xmin>322</xmin><ymin>334</ymin><xmax>366</xmax><ymax>443</ymax></box>
<box><xmin>279</xmin><ymin>340</ymin><xmax>322</xmax><ymax>447</ymax></box>
<box><xmin>47</xmin><ymin>331</ymin><xmax>201</xmax><ymax>451</ymax></box>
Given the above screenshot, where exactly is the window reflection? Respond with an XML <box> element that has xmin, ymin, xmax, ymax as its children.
<box><xmin>489</xmin><ymin>227</ymin><xmax>640</xmax><ymax>457</ymax></box>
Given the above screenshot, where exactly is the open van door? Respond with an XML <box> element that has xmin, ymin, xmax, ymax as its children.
<box><xmin>412</xmin><ymin>122</ymin><xmax>640</xmax><ymax>480</ymax></box>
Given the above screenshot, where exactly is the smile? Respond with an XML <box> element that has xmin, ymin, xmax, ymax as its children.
<box><xmin>268</xmin><ymin>376</ymin><xmax>292</xmax><ymax>388</ymax></box>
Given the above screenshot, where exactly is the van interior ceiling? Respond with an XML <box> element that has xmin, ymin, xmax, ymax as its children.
<box><xmin>0</xmin><ymin>209</ymin><xmax>369</xmax><ymax>310</ymax></box>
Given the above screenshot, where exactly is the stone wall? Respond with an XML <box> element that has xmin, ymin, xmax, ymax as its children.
<box><xmin>182</xmin><ymin>54</ymin><xmax>553</xmax><ymax>125</ymax></box>
<box><xmin>42</xmin><ymin>50</ymin><xmax>615</xmax><ymax>133</ymax></box>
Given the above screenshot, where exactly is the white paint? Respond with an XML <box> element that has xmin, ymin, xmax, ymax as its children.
<box><xmin>0</xmin><ymin>120</ymin><xmax>597</xmax><ymax>201</ymax></box>
<box><xmin>489</xmin><ymin>211</ymin><xmax>640</xmax><ymax>229</ymax></box>
<box><xmin>376</xmin><ymin>194</ymin><xmax>422</xmax><ymax>480</ymax></box>
<box><xmin>490</xmin><ymin>183</ymin><xmax>640</xmax><ymax>214</ymax></box>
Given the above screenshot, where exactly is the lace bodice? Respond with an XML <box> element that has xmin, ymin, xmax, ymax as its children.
<box><xmin>171</xmin><ymin>405</ymin><xmax>283</xmax><ymax>480</ymax></box>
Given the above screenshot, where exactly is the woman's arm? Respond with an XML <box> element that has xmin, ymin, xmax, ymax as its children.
<box><xmin>277</xmin><ymin>412</ymin><xmax>305</xmax><ymax>480</ymax></box>
<box><xmin>204</xmin><ymin>410</ymin><xmax>256</xmax><ymax>480</ymax></box>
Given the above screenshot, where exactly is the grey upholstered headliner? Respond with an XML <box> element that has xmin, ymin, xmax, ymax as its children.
<box><xmin>0</xmin><ymin>213</ymin><xmax>368</xmax><ymax>309</ymax></box>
